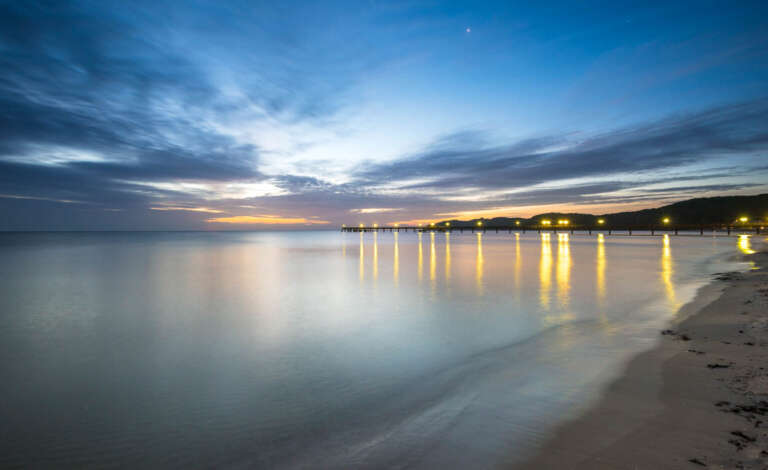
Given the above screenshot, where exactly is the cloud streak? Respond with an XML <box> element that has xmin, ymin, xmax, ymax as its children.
<box><xmin>206</xmin><ymin>215</ymin><xmax>329</xmax><ymax>225</ymax></box>
<box><xmin>355</xmin><ymin>100</ymin><xmax>768</xmax><ymax>192</ymax></box>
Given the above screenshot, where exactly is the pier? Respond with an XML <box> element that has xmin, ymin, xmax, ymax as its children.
<box><xmin>341</xmin><ymin>223</ymin><xmax>764</xmax><ymax>236</ymax></box>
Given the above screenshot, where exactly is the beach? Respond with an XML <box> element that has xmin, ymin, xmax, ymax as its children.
<box><xmin>514</xmin><ymin>243</ymin><xmax>768</xmax><ymax>469</ymax></box>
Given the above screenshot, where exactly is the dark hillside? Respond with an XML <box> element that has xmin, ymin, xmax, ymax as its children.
<box><xmin>435</xmin><ymin>194</ymin><xmax>768</xmax><ymax>227</ymax></box>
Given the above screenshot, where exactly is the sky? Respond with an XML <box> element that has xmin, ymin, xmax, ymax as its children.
<box><xmin>1</xmin><ymin>0</ymin><xmax>767</xmax><ymax>230</ymax></box>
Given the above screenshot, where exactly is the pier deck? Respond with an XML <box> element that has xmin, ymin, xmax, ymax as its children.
<box><xmin>341</xmin><ymin>224</ymin><xmax>763</xmax><ymax>236</ymax></box>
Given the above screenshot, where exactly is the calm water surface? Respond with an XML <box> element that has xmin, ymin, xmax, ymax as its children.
<box><xmin>0</xmin><ymin>231</ymin><xmax>755</xmax><ymax>468</ymax></box>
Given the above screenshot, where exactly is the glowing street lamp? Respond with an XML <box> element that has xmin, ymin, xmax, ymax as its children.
<box><xmin>515</xmin><ymin>220</ymin><xmax>520</xmax><ymax>225</ymax></box>
<box><xmin>558</xmin><ymin>219</ymin><xmax>569</xmax><ymax>225</ymax></box>
<box><xmin>394</xmin><ymin>223</ymin><xmax>399</xmax><ymax>227</ymax></box>
<box><xmin>359</xmin><ymin>223</ymin><xmax>364</xmax><ymax>228</ymax></box>
<box><xmin>373</xmin><ymin>223</ymin><xmax>378</xmax><ymax>228</ymax></box>
<box><xmin>477</xmin><ymin>221</ymin><xmax>483</xmax><ymax>227</ymax></box>
<box><xmin>445</xmin><ymin>222</ymin><xmax>450</xmax><ymax>227</ymax></box>
<box><xmin>597</xmin><ymin>219</ymin><xmax>605</xmax><ymax>225</ymax></box>
<box><xmin>541</xmin><ymin>219</ymin><xmax>551</xmax><ymax>225</ymax></box>
<box><xmin>662</xmin><ymin>217</ymin><xmax>670</xmax><ymax>225</ymax></box>
<box><xmin>430</xmin><ymin>222</ymin><xmax>435</xmax><ymax>227</ymax></box>
<box><xmin>739</xmin><ymin>216</ymin><xmax>749</xmax><ymax>223</ymax></box>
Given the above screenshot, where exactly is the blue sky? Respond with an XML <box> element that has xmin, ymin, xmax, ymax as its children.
<box><xmin>1</xmin><ymin>0</ymin><xmax>767</xmax><ymax>229</ymax></box>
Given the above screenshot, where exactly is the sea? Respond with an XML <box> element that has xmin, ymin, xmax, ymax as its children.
<box><xmin>0</xmin><ymin>230</ymin><xmax>756</xmax><ymax>468</ymax></box>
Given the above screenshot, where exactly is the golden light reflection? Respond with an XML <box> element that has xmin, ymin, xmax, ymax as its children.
<box><xmin>556</xmin><ymin>233</ymin><xmax>571</xmax><ymax>308</ymax></box>
<box><xmin>539</xmin><ymin>233</ymin><xmax>552</xmax><ymax>309</ymax></box>
<box><xmin>445</xmin><ymin>232</ymin><xmax>452</xmax><ymax>281</ymax></box>
<box><xmin>596</xmin><ymin>234</ymin><xmax>606</xmax><ymax>304</ymax></box>
<box><xmin>418</xmin><ymin>232</ymin><xmax>423</xmax><ymax>282</ymax></box>
<box><xmin>661</xmin><ymin>234</ymin><xmax>679</xmax><ymax>310</ymax></box>
<box><xmin>514</xmin><ymin>232</ymin><xmax>521</xmax><ymax>295</ymax></box>
<box><xmin>476</xmin><ymin>232</ymin><xmax>484</xmax><ymax>295</ymax></box>
<box><xmin>738</xmin><ymin>235</ymin><xmax>756</xmax><ymax>254</ymax></box>
<box><xmin>372</xmin><ymin>232</ymin><xmax>378</xmax><ymax>281</ymax></box>
<box><xmin>359</xmin><ymin>232</ymin><xmax>364</xmax><ymax>281</ymax></box>
<box><xmin>393</xmin><ymin>232</ymin><xmax>399</xmax><ymax>285</ymax></box>
<box><xmin>430</xmin><ymin>232</ymin><xmax>437</xmax><ymax>290</ymax></box>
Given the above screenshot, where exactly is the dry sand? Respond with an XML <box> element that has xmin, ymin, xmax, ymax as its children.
<box><xmin>512</xmin><ymin>247</ymin><xmax>768</xmax><ymax>470</ymax></box>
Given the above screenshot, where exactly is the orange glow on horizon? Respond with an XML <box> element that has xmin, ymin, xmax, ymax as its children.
<box><xmin>434</xmin><ymin>199</ymin><xmax>675</xmax><ymax>221</ymax></box>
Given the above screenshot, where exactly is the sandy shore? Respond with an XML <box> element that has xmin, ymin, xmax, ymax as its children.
<box><xmin>512</xmin><ymin>246</ymin><xmax>768</xmax><ymax>469</ymax></box>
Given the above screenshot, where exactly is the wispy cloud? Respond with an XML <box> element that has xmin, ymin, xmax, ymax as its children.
<box><xmin>354</xmin><ymin>100</ymin><xmax>768</xmax><ymax>192</ymax></box>
<box><xmin>150</xmin><ymin>206</ymin><xmax>224</xmax><ymax>214</ymax></box>
<box><xmin>206</xmin><ymin>215</ymin><xmax>329</xmax><ymax>225</ymax></box>
<box><xmin>349</xmin><ymin>208</ymin><xmax>403</xmax><ymax>214</ymax></box>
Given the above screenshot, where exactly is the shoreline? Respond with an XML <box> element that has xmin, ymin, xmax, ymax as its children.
<box><xmin>511</xmin><ymin>245</ymin><xmax>768</xmax><ymax>469</ymax></box>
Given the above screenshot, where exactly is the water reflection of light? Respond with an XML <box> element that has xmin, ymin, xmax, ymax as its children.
<box><xmin>556</xmin><ymin>233</ymin><xmax>571</xmax><ymax>308</ymax></box>
<box><xmin>661</xmin><ymin>234</ymin><xmax>679</xmax><ymax>310</ymax></box>
<box><xmin>418</xmin><ymin>232</ymin><xmax>423</xmax><ymax>282</ymax></box>
<box><xmin>476</xmin><ymin>232</ymin><xmax>484</xmax><ymax>295</ymax></box>
<box><xmin>430</xmin><ymin>232</ymin><xmax>436</xmax><ymax>283</ymax></box>
<box><xmin>373</xmin><ymin>232</ymin><xmax>378</xmax><ymax>281</ymax></box>
<box><xmin>738</xmin><ymin>235</ymin><xmax>756</xmax><ymax>254</ymax></box>
<box><xmin>539</xmin><ymin>233</ymin><xmax>552</xmax><ymax>309</ymax></box>
<box><xmin>445</xmin><ymin>232</ymin><xmax>451</xmax><ymax>281</ymax></box>
<box><xmin>596</xmin><ymin>234</ymin><xmax>606</xmax><ymax>304</ymax></box>
<box><xmin>359</xmin><ymin>232</ymin><xmax>364</xmax><ymax>281</ymax></box>
<box><xmin>514</xmin><ymin>233</ymin><xmax>521</xmax><ymax>295</ymax></box>
<box><xmin>393</xmin><ymin>232</ymin><xmax>399</xmax><ymax>285</ymax></box>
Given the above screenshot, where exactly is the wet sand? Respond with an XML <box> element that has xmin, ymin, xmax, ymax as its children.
<box><xmin>513</xmin><ymin>246</ymin><xmax>768</xmax><ymax>469</ymax></box>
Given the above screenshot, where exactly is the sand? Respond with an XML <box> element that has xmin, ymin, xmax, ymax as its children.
<box><xmin>512</xmin><ymin>247</ymin><xmax>768</xmax><ymax>469</ymax></box>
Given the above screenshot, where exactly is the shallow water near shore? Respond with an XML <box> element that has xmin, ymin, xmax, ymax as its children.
<box><xmin>0</xmin><ymin>231</ymin><xmax>755</xmax><ymax>468</ymax></box>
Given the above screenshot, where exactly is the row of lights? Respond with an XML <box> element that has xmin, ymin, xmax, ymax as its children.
<box><xmin>540</xmin><ymin>219</ymin><xmax>571</xmax><ymax>226</ymax></box>
<box><xmin>346</xmin><ymin>215</ymin><xmax>759</xmax><ymax>228</ymax></box>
